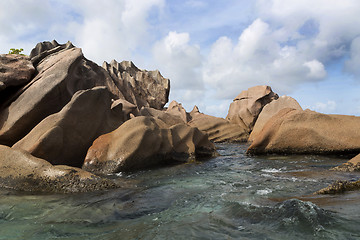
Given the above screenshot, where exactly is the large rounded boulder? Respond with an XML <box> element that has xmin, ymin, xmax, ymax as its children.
<box><xmin>188</xmin><ymin>106</ymin><xmax>249</xmax><ymax>143</ymax></box>
<box><xmin>83</xmin><ymin>116</ymin><xmax>217</xmax><ymax>174</ymax></box>
<box><xmin>0</xmin><ymin>145</ymin><xmax>117</xmax><ymax>193</ymax></box>
<box><xmin>13</xmin><ymin>87</ymin><xmax>126</xmax><ymax>167</ymax></box>
<box><xmin>226</xmin><ymin>85</ymin><xmax>278</xmax><ymax>133</ymax></box>
<box><xmin>249</xmin><ymin>95</ymin><xmax>302</xmax><ymax>142</ymax></box>
<box><xmin>247</xmin><ymin>108</ymin><xmax>360</xmax><ymax>155</ymax></box>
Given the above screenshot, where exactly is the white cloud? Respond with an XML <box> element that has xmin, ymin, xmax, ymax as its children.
<box><xmin>303</xmin><ymin>60</ymin><xmax>326</xmax><ymax>79</ymax></box>
<box><xmin>203</xmin><ymin>18</ymin><xmax>328</xmax><ymax>98</ymax></box>
<box><xmin>310</xmin><ymin>100</ymin><xmax>337</xmax><ymax>113</ymax></box>
<box><xmin>152</xmin><ymin>31</ymin><xmax>203</xmax><ymax>91</ymax></box>
<box><xmin>344</xmin><ymin>37</ymin><xmax>360</xmax><ymax>77</ymax></box>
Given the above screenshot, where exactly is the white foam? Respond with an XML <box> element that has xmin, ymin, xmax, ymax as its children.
<box><xmin>256</xmin><ymin>188</ymin><xmax>273</xmax><ymax>195</ymax></box>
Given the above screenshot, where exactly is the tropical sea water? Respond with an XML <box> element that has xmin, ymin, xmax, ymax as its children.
<box><xmin>1</xmin><ymin>143</ymin><xmax>360</xmax><ymax>240</ymax></box>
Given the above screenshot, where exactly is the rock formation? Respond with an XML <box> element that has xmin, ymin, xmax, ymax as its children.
<box><xmin>83</xmin><ymin>116</ymin><xmax>217</xmax><ymax>174</ymax></box>
<box><xmin>249</xmin><ymin>96</ymin><xmax>302</xmax><ymax>142</ymax></box>
<box><xmin>0</xmin><ymin>145</ymin><xmax>117</xmax><ymax>193</ymax></box>
<box><xmin>0</xmin><ymin>41</ymin><xmax>170</xmax><ymax>146</ymax></box>
<box><xmin>166</xmin><ymin>100</ymin><xmax>189</xmax><ymax>123</ymax></box>
<box><xmin>188</xmin><ymin>107</ymin><xmax>249</xmax><ymax>143</ymax></box>
<box><xmin>12</xmin><ymin>87</ymin><xmax>126</xmax><ymax>167</ymax></box>
<box><xmin>102</xmin><ymin>59</ymin><xmax>170</xmax><ymax>110</ymax></box>
<box><xmin>140</xmin><ymin>107</ymin><xmax>185</xmax><ymax>127</ymax></box>
<box><xmin>0</xmin><ymin>54</ymin><xmax>35</xmax><ymax>92</ymax></box>
<box><xmin>315</xmin><ymin>179</ymin><xmax>360</xmax><ymax>194</ymax></box>
<box><xmin>331</xmin><ymin>154</ymin><xmax>360</xmax><ymax>172</ymax></box>
<box><xmin>226</xmin><ymin>85</ymin><xmax>278</xmax><ymax>133</ymax></box>
<box><xmin>247</xmin><ymin>108</ymin><xmax>360</xmax><ymax>155</ymax></box>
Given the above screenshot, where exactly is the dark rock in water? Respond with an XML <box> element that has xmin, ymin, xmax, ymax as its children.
<box><xmin>331</xmin><ymin>153</ymin><xmax>360</xmax><ymax>172</ymax></box>
<box><xmin>315</xmin><ymin>180</ymin><xmax>360</xmax><ymax>194</ymax></box>
<box><xmin>0</xmin><ymin>145</ymin><xmax>118</xmax><ymax>193</ymax></box>
<box><xmin>13</xmin><ymin>87</ymin><xmax>126</xmax><ymax>167</ymax></box>
<box><xmin>188</xmin><ymin>107</ymin><xmax>248</xmax><ymax>143</ymax></box>
<box><xmin>226</xmin><ymin>85</ymin><xmax>278</xmax><ymax>133</ymax></box>
<box><xmin>0</xmin><ymin>54</ymin><xmax>35</xmax><ymax>92</ymax></box>
<box><xmin>102</xmin><ymin>59</ymin><xmax>170</xmax><ymax>110</ymax></box>
<box><xmin>249</xmin><ymin>95</ymin><xmax>302</xmax><ymax>142</ymax></box>
<box><xmin>247</xmin><ymin>108</ymin><xmax>360</xmax><ymax>155</ymax></box>
<box><xmin>83</xmin><ymin>116</ymin><xmax>217</xmax><ymax>174</ymax></box>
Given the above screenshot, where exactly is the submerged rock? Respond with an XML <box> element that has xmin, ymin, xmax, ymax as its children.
<box><xmin>315</xmin><ymin>180</ymin><xmax>360</xmax><ymax>194</ymax></box>
<box><xmin>331</xmin><ymin>154</ymin><xmax>360</xmax><ymax>172</ymax></box>
<box><xmin>13</xmin><ymin>87</ymin><xmax>126</xmax><ymax>167</ymax></box>
<box><xmin>0</xmin><ymin>145</ymin><xmax>117</xmax><ymax>193</ymax></box>
<box><xmin>83</xmin><ymin>116</ymin><xmax>217</xmax><ymax>174</ymax></box>
<box><xmin>247</xmin><ymin>108</ymin><xmax>360</xmax><ymax>155</ymax></box>
<box><xmin>249</xmin><ymin>95</ymin><xmax>302</xmax><ymax>142</ymax></box>
<box><xmin>226</xmin><ymin>85</ymin><xmax>278</xmax><ymax>133</ymax></box>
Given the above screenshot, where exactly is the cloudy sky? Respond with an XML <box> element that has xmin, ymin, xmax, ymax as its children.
<box><xmin>1</xmin><ymin>0</ymin><xmax>360</xmax><ymax>117</ymax></box>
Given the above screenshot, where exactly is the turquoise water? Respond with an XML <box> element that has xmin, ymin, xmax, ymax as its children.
<box><xmin>1</xmin><ymin>143</ymin><xmax>360</xmax><ymax>239</ymax></box>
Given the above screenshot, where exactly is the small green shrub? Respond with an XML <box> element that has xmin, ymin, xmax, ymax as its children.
<box><xmin>9</xmin><ymin>48</ymin><xmax>25</xmax><ymax>55</ymax></box>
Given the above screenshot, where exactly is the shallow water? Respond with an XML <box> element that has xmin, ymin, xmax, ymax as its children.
<box><xmin>1</xmin><ymin>143</ymin><xmax>360</xmax><ymax>240</ymax></box>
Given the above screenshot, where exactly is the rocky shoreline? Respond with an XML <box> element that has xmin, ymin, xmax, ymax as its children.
<box><xmin>0</xmin><ymin>40</ymin><xmax>359</xmax><ymax>194</ymax></box>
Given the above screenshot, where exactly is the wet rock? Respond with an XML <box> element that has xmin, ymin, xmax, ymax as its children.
<box><xmin>226</xmin><ymin>85</ymin><xmax>278</xmax><ymax>133</ymax></box>
<box><xmin>102</xmin><ymin>59</ymin><xmax>170</xmax><ymax>110</ymax></box>
<box><xmin>83</xmin><ymin>116</ymin><xmax>217</xmax><ymax>174</ymax></box>
<box><xmin>188</xmin><ymin>107</ymin><xmax>248</xmax><ymax>143</ymax></box>
<box><xmin>315</xmin><ymin>180</ymin><xmax>360</xmax><ymax>194</ymax></box>
<box><xmin>0</xmin><ymin>145</ymin><xmax>118</xmax><ymax>193</ymax></box>
<box><xmin>249</xmin><ymin>96</ymin><xmax>302</xmax><ymax>142</ymax></box>
<box><xmin>13</xmin><ymin>87</ymin><xmax>126</xmax><ymax>167</ymax></box>
<box><xmin>331</xmin><ymin>154</ymin><xmax>360</xmax><ymax>172</ymax></box>
<box><xmin>247</xmin><ymin>108</ymin><xmax>360</xmax><ymax>155</ymax></box>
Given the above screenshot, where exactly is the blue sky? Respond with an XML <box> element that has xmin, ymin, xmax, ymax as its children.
<box><xmin>1</xmin><ymin>0</ymin><xmax>360</xmax><ymax>117</ymax></box>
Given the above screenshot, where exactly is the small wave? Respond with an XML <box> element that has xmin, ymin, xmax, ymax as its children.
<box><xmin>256</xmin><ymin>188</ymin><xmax>273</xmax><ymax>195</ymax></box>
<box><xmin>261</xmin><ymin>168</ymin><xmax>282</xmax><ymax>173</ymax></box>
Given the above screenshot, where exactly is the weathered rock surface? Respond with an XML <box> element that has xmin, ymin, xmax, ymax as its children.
<box><xmin>166</xmin><ymin>100</ymin><xmax>189</xmax><ymax>123</ymax></box>
<box><xmin>0</xmin><ymin>54</ymin><xmax>35</xmax><ymax>92</ymax></box>
<box><xmin>140</xmin><ymin>107</ymin><xmax>185</xmax><ymax>127</ymax></box>
<box><xmin>30</xmin><ymin>40</ymin><xmax>75</xmax><ymax>66</ymax></box>
<box><xmin>249</xmin><ymin>96</ymin><xmax>302</xmax><ymax>142</ymax></box>
<box><xmin>13</xmin><ymin>87</ymin><xmax>126</xmax><ymax>167</ymax></box>
<box><xmin>226</xmin><ymin>85</ymin><xmax>278</xmax><ymax>133</ymax></box>
<box><xmin>247</xmin><ymin>108</ymin><xmax>360</xmax><ymax>155</ymax></box>
<box><xmin>188</xmin><ymin>107</ymin><xmax>249</xmax><ymax>143</ymax></box>
<box><xmin>1</xmin><ymin>41</ymin><xmax>167</xmax><ymax>146</ymax></box>
<box><xmin>331</xmin><ymin>154</ymin><xmax>360</xmax><ymax>172</ymax></box>
<box><xmin>315</xmin><ymin>179</ymin><xmax>360</xmax><ymax>194</ymax></box>
<box><xmin>0</xmin><ymin>145</ymin><xmax>117</xmax><ymax>193</ymax></box>
<box><xmin>83</xmin><ymin>116</ymin><xmax>217</xmax><ymax>174</ymax></box>
<box><xmin>103</xmin><ymin>59</ymin><xmax>170</xmax><ymax>110</ymax></box>
<box><xmin>0</xmin><ymin>45</ymin><xmax>119</xmax><ymax>146</ymax></box>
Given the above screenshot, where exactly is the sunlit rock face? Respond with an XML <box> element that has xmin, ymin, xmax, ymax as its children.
<box><xmin>226</xmin><ymin>85</ymin><xmax>278</xmax><ymax>133</ymax></box>
<box><xmin>249</xmin><ymin>95</ymin><xmax>302</xmax><ymax>142</ymax></box>
<box><xmin>247</xmin><ymin>108</ymin><xmax>360</xmax><ymax>155</ymax></box>
<box><xmin>83</xmin><ymin>116</ymin><xmax>217</xmax><ymax>174</ymax></box>
<box><xmin>102</xmin><ymin>59</ymin><xmax>170</xmax><ymax>110</ymax></box>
